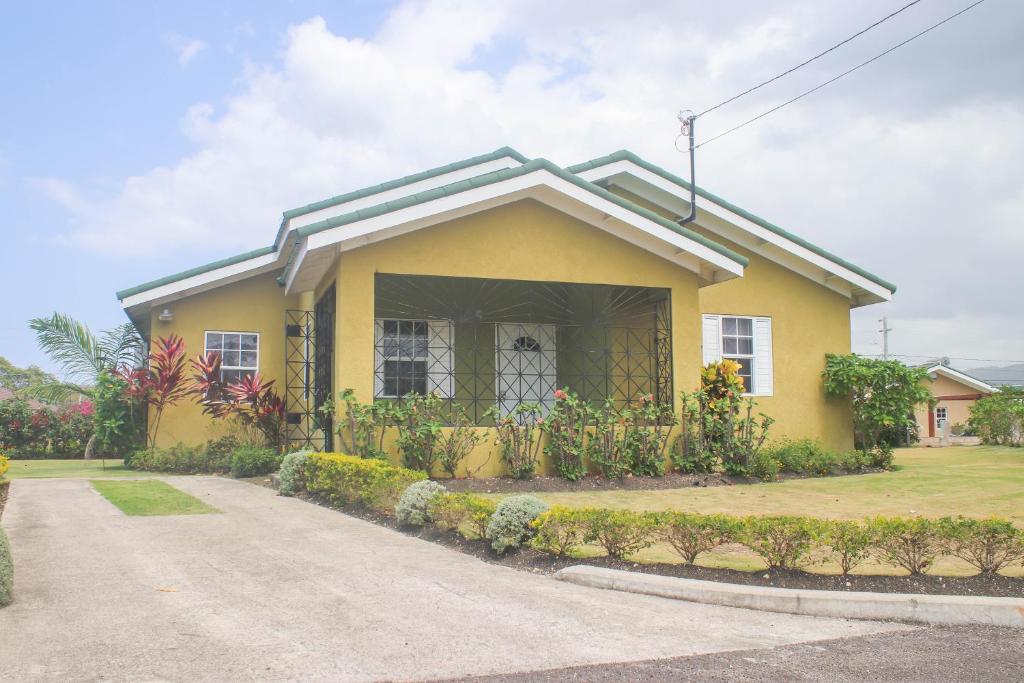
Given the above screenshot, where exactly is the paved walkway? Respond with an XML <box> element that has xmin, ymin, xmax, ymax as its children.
<box><xmin>0</xmin><ymin>476</ymin><xmax>908</xmax><ymax>681</ymax></box>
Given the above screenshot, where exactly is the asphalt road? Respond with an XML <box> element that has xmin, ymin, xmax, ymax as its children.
<box><xmin>455</xmin><ymin>624</ymin><xmax>1024</xmax><ymax>682</ymax></box>
<box><xmin>0</xmin><ymin>476</ymin><xmax>914</xmax><ymax>681</ymax></box>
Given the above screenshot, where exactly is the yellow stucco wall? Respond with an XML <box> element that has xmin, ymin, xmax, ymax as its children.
<box><xmin>693</xmin><ymin>232</ymin><xmax>855</xmax><ymax>452</ymax></box>
<box><xmin>146</xmin><ymin>271</ymin><xmax>300</xmax><ymax>447</ymax></box>
<box><xmin>325</xmin><ymin>198</ymin><xmax>701</xmax><ymax>475</ymax></box>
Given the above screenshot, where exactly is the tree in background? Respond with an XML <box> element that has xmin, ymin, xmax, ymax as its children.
<box><xmin>968</xmin><ymin>387</ymin><xmax>1024</xmax><ymax>446</ymax></box>
<box><xmin>28</xmin><ymin>313</ymin><xmax>145</xmax><ymax>457</ymax></box>
<box><xmin>822</xmin><ymin>354</ymin><xmax>932</xmax><ymax>456</ymax></box>
<box><xmin>0</xmin><ymin>356</ymin><xmax>62</xmax><ymax>400</ymax></box>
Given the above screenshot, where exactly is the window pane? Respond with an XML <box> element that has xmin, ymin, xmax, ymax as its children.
<box><xmin>723</xmin><ymin>337</ymin><xmax>738</xmax><ymax>354</ymax></box>
<box><xmin>240</xmin><ymin>351</ymin><xmax>258</xmax><ymax>368</ymax></box>
<box><xmin>737</xmin><ymin>338</ymin><xmax>753</xmax><ymax>355</ymax></box>
<box><xmin>222</xmin><ymin>369</ymin><xmax>243</xmax><ymax>385</ymax></box>
<box><xmin>205</xmin><ymin>332</ymin><xmax>222</xmax><ymax>351</ymax></box>
<box><xmin>240</xmin><ymin>334</ymin><xmax>258</xmax><ymax>351</ymax></box>
<box><xmin>725</xmin><ymin>356</ymin><xmax>754</xmax><ymax>393</ymax></box>
<box><xmin>222</xmin><ymin>350</ymin><xmax>241</xmax><ymax>367</ymax></box>
<box><xmin>383</xmin><ymin>320</ymin><xmax>398</xmax><ymax>335</ymax></box>
<box><xmin>737</xmin><ymin>318</ymin><xmax>753</xmax><ymax>336</ymax></box>
<box><xmin>383</xmin><ymin>360</ymin><xmax>398</xmax><ymax>396</ymax></box>
<box><xmin>399</xmin><ymin>320</ymin><xmax>413</xmax><ymax>336</ymax></box>
<box><xmin>413</xmin><ymin>321</ymin><xmax>427</xmax><ymax>336</ymax></box>
<box><xmin>722</xmin><ymin>317</ymin><xmax>737</xmax><ymax>335</ymax></box>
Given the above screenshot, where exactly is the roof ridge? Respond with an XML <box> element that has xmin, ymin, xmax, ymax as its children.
<box><xmin>568</xmin><ymin>149</ymin><xmax>897</xmax><ymax>294</ymax></box>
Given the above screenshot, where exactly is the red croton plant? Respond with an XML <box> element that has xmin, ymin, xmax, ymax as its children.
<box><xmin>122</xmin><ymin>335</ymin><xmax>191</xmax><ymax>447</ymax></box>
<box><xmin>190</xmin><ymin>352</ymin><xmax>286</xmax><ymax>449</ymax></box>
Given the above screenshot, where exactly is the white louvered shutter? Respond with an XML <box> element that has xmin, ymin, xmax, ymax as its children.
<box><xmin>426</xmin><ymin>319</ymin><xmax>454</xmax><ymax>399</ymax></box>
<box><xmin>753</xmin><ymin>317</ymin><xmax>773</xmax><ymax>396</ymax></box>
<box><xmin>701</xmin><ymin>314</ymin><xmax>721</xmax><ymax>366</ymax></box>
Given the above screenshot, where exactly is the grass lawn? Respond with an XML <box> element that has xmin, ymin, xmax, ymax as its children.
<box><xmin>91</xmin><ymin>480</ymin><xmax>219</xmax><ymax>516</ymax></box>
<box><xmin>510</xmin><ymin>446</ymin><xmax>1024</xmax><ymax>576</ymax></box>
<box><xmin>527</xmin><ymin>446</ymin><xmax>1024</xmax><ymax>524</ymax></box>
<box><xmin>5</xmin><ymin>459</ymin><xmax>160</xmax><ymax>480</ymax></box>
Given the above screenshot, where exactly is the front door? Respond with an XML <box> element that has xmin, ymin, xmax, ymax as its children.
<box><xmin>495</xmin><ymin>323</ymin><xmax>558</xmax><ymax>419</ymax></box>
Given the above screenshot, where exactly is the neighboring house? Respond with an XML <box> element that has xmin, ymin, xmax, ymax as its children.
<box><xmin>116</xmin><ymin>148</ymin><xmax>895</xmax><ymax>474</ymax></box>
<box><xmin>0</xmin><ymin>387</ymin><xmax>47</xmax><ymax>409</ymax></box>
<box><xmin>914</xmin><ymin>360</ymin><xmax>996</xmax><ymax>446</ymax></box>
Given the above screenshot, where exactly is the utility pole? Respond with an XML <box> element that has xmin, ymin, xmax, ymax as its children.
<box><xmin>878</xmin><ymin>316</ymin><xmax>892</xmax><ymax>360</ymax></box>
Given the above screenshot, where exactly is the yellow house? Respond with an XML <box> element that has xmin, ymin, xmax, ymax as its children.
<box><xmin>117</xmin><ymin>148</ymin><xmax>895</xmax><ymax>473</ymax></box>
<box><xmin>914</xmin><ymin>362</ymin><xmax>995</xmax><ymax>446</ymax></box>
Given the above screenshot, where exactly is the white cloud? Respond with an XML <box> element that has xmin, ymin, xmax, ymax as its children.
<box><xmin>40</xmin><ymin>0</ymin><xmax>1024</xmax><ymax>363</ymax></box>
<box><xmin>166</xmin><ymin>34</ymin><xmax>206</xmax><ymax>67</ymax></box>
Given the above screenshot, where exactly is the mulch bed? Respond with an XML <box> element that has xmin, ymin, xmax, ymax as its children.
<box><xmin>440</xmin><ymin>468</ymin><xmax>886</xmax><ymax>494</ymax></box>
<box><xmin>295</xmin><ymin>493</ymin><xmax>1024</xmax><ymax>599</ymax></box>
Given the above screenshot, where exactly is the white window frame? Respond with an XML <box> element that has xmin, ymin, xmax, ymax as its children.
<box><xmin>701</xmin><ymin>314</ymin><xmax>773</xmax><ymax>397</ymax></box>
<box><xmin>720</xmin><ymin>316</ymin><xmax>756</xmax><ymax>394</ymax></box>
<box><xmin>374</xmin><ymin>318</ymin><xmax>453</xmax><ymax>399</ymax></box>
<box><xmin>935</xmin><ymin>406</ymin><xmax>948</xmax><ymax>429</ymax></box>
<box><xmin>204</xmin><ymin>330</ymin><xmax>260</xmax><ymax>384</ymax></box>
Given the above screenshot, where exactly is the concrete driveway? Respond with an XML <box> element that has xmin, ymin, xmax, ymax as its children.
<box><xmin>0</xmin><ymin>476</ymin><xmax>908</xmax><ymax>681</ymax></box>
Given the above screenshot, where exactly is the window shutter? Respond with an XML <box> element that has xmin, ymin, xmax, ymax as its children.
<box><xmin>373</xmin><ymin>319</ymin><xmax>385</xmax><ymax>398</ymax></box>
<box><xmin>701</xmin><ymin>315</ymin><xmax>721</xmax><ymax>366</ymax></box>
<box><xmin>753</xmin><ymin>317</ymin><xmax>773</xmax><ymax>396</ymax></box>
<box><xmin>426</xmin><ymin>319</ymin><xmax>454</xmax><ymax>399</ymax></box>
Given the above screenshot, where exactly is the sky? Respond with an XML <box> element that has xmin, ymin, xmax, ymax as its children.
<box><xmin>1</xmin><ymin>0</ymin><xmax>1022</xmax><ymax>380</ymax></box>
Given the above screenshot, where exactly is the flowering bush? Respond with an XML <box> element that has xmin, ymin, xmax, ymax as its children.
<box><xmin>487</xmin><ymin>403</ymin><xmax>545</xmax><ymax>480</ymax></box>
<box><xmin>190</xmin><ymin>353</ymin><xmax>286</xmax><ymax>450</ymax></box>
<box><xmin>0</xmin><ymin>399</ymin><xmax>96</xmax><ymax>457</ymax></box>
<box><xmin>541</xmin><ymin>389</ymin><xmax>590</xmax><ymax>481</ymax></box>
<box><xmin>0</xmin><ymin>452</ymin><xmax>9</xmax><ymax>481</ymax></box>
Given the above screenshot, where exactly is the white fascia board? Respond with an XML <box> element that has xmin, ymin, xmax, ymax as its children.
<box><xmin>928</xmin><ymin>365</ymin><xmax>997</xmax><ymax>394</ymax></box>
<box><xmin>576</xmin><ymin>160</ymin><xmax>892</xmax><ymax>303</ymax></box>
<box><xmin>283</xmin><ymin>156</ymin><xmax>524</xmax><ymax>234</ymax></box>
<box><xmin>120</xmin><ymin>251</ymin><xmax>281</xmax><ymax>310</ymax></box>
<box><xmin>286</xmin><ymin>168</ymin><xmax>745</xmax><ymax>290</ymax></box>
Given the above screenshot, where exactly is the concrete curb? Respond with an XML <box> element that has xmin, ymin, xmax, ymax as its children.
<box><xmin>554</xmin><ymin>565</ymin><xmax>1024</xmax><ymax>627</ymax></box>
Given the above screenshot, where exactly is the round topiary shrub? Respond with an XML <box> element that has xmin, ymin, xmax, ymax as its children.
<box><xmin>277</xmin><ymin>450</ymin><xmax>311</xmax><ymax>496</ymax></box>
<box><xmin>395</xmin><ymin>480</ymin><xmax>447</xmax><ymax>527</ymax></box>
<box><xmin>486</xmin><ymin>495</ymin><xmax>549</xmax><ymax>555</ymax></box>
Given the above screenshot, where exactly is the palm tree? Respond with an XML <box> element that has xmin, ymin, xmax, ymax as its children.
<box><xmin>28</xmin><ymin>312</ymin><xmax>145</xmax><ymax>457</ymax></box>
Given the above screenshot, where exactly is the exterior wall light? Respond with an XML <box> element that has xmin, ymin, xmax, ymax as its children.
<box><xmin>158</xmin><ymin>308</ymin><xmax>174</xmax><ymax>322</ymax></box>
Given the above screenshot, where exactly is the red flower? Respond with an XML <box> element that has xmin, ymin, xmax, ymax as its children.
<box><xmin>553</xmin><ymin>389</ymin><xmax>568</xmax><ymax>400</ymax></box>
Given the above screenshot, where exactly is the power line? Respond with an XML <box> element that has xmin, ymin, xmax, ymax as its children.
<box><xmin>695</xmin><ymin>0</ymin><xmax>988</xmax><ymax>149</ymax></box>
<box><xmin>697</xmin><ymin>0</ymin><xmax>924</xmax><ymax>118</ymax></box>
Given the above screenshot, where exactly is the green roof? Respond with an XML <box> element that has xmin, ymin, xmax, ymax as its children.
<box><xmin>568</xmin><ymin>150</ymin><xmax>896</xmax><ymax>293</ymax></box>
<box><xmin>272</xmin><ymin>146</ymin><xmax>530</xmax><ymax>249</ymax></box>
<box><xmin>116</xmin><ymin>246</ymin><xmax>275</xmax><ymax>300</ymax></box>
<box><xmin>273</xmin><ymin>157</ymin><xmax>747</xmax><ymax>286</ymax></box>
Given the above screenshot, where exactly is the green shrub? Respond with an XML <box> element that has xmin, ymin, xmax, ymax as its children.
<box><xmin>749</xmin><ymin>450</ymin><xmax>780</xmax><ymax>481</ymax></box>
<box><xmin>740</xmin><ymin>515</ymin><xmax>824</xmax><ymax>569</ymax></box>
<box><xmin>530</xmin><ymin>505</ymin><xmax>590</xmax><ymax>555</ymax></box>
<box><xmin>230</xmin><ymin>445</ymin><xmax>283</xmax><ymax>478</ymax></box>
<box><xmin>541</xmin><ymin>389</ymin><xmax>590</xmax><ymax>482</ymax></box>
<box><xmin>130</xmin><ymin>443</ymin><xmax>229</xmax><ymax>474</ymax></box>
<box><xmin>821</xmin><ymin>520</ymin><xmax>874</xmax><ymax>575</ymax></box>
<box><xmin>0</xmin><ymin>527</ymin><xmax>11</xmax><ymax>607</ymax></box>
<box><xmin>870</xmin><ymin>517</ymin><xmax>943</xmax><ymax>575</ymax></box>
<box><xmin>941</xmin><ymin>517</ymin><xmax>1024</xmax><ymax>574</ymax></box>
<box><xmin>395</xmin><ymin>480</ymin><xmax>447</xmax><ymax>527</ymax></box>
<box><xmin>429</xmin><ymin>492</ymin><xmax>497</xmax><ymax>539</ymax></box>
<box><xmin>867</xmin><ymin>446</ymin><xmax>894</xmax><ymax>470</ymax></box>
<box><xmin>205</xmin><ymin>436</ymin><xmax>240</xmax><ymax>466</ymax></box>
<box><xmin>761</xmin><ymin>440</ymin><xmax>883</xmax><ymax>477</ymax></box>
<box><xmin>669</xmin><ymin>434</ymin><xmax>718</xmax><ymax>474</ymax></box>
<box><xmin>277</xmin><ymin>450</ymin><xmax>311</xmax><ymax>496</ymax></box>
<box><xmin>584</xmin><ymin>508</ymin><xmax>658</xmax><ymax>559</ymax></box>
<box><xmin>656</xmin><ymin>512</ymin><xmax>740</xmax><ymax>564</ymax></box>
<box><xmin>305</xmin><ymin>453</ymin><xmax>426</xmax><ymax>512</ymax></box>
<box><xmin>486</xmin><ymin>495</ymin><xmax>548</xmax><ymax>554</ymax></box>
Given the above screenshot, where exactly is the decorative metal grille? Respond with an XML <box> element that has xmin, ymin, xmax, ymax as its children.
<box><xmin>374</xmin><ymin>274</ymin><xmax>672</xmax><ymax>423</ymax></box>
<box><xmin>313</xmin><ymin>284</ymin><xmax>336</xmax><ymax>451</ymax></box>
<box><xmin>284</xmin><ymin>309</ymin><xmax>318</xmax><ymax>451</ymax></box>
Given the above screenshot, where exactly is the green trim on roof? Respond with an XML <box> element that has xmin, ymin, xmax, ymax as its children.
<box><xmin>272</xmin><ymin>146</ymin><xmax>530</xmax><ymax>248</ymax></box>
<box><xmin>568</xmin><ymin>150</ymin><xmax>896</xmax><ymax>294</ymax></box>
<box><xmin>288</xmin><ymin>158</ymin><xmax>747</xmax><ymax>271</ymax></box>
<box><xmin>116</xmin><ymin>246</ymin><xmax>275</xmax><ymax>300</ymax></box>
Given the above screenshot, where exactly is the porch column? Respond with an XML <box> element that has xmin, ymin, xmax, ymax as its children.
<box><xmin>333</xmin><ymin>252</ymin><xmax>376</xmax><ymax>451</ymax></box>
<box><xmin>670</xmin><ymin>276</ymin><xmax>702</xmax><ymax>410</ymax></box>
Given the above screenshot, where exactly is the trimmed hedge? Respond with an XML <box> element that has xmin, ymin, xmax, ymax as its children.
<box><xmin>428</xmin><ymin>492</ymin><xmax>497</xmax><ymax>539</ymax></box>
<box><xmin>0</xmin><ymin>527</ymin><xmax>12</xmax><ymax>607</ymax></box>
<box><xmin>305</xmin><ymin>453</ymin><xmax>426</xmax><ymax>512</ymax></box>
